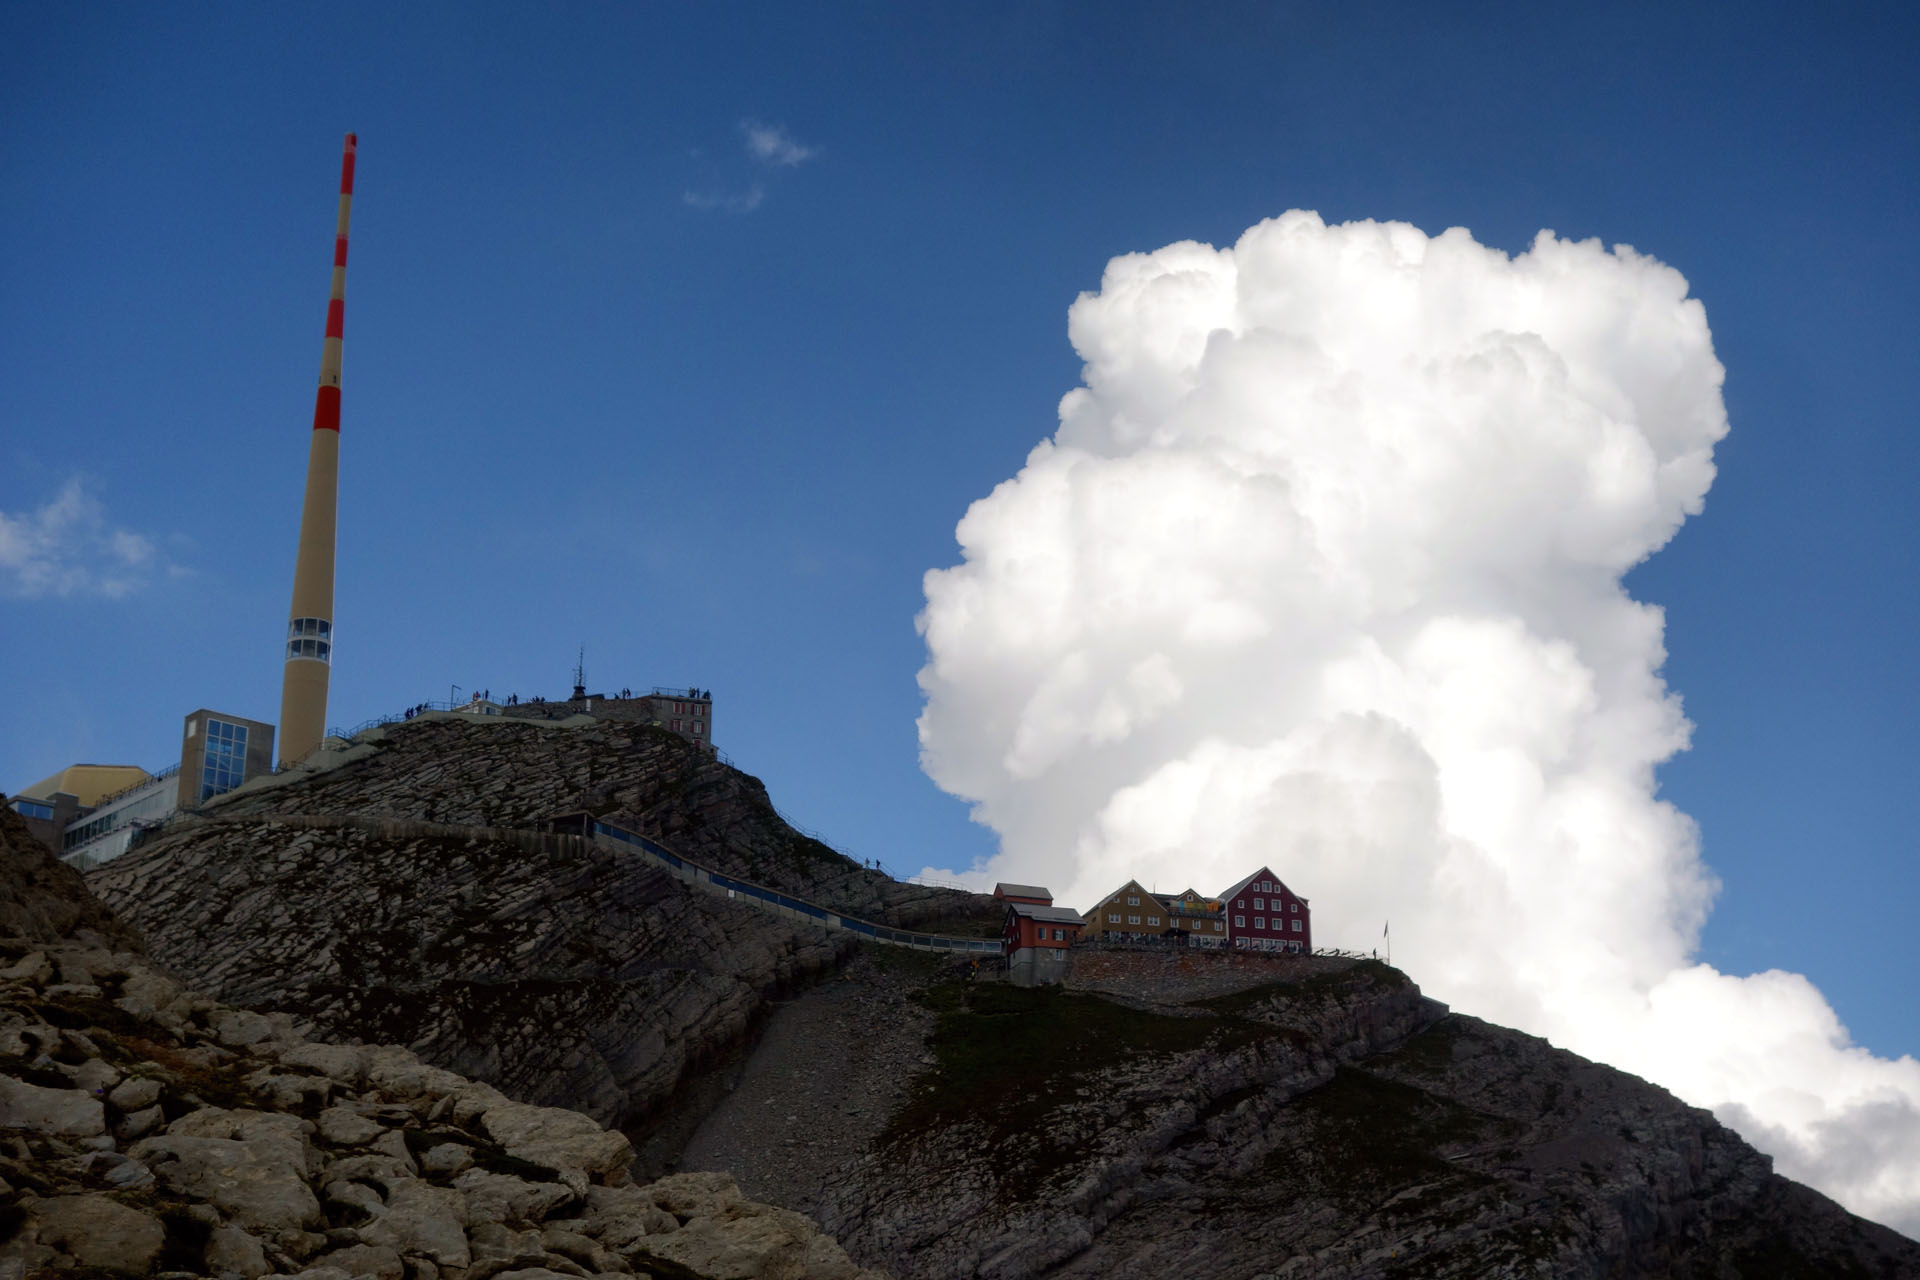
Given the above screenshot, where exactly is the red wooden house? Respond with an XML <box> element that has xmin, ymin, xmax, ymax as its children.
<box><xmin>1002</xmin><ymin>898</ymin><xmax>1085</xmax><ymax>986</ymax></box>
<box><xmin>1220</xmin><ymin>866</ymin><xmax>1311</xmax><ymax>953</ymax></box>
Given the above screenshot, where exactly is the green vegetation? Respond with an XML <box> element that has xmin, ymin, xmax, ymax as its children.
<box><xmin>1275</xmin><ymin>1066</ymin><xmax>1509</xmax><ymax>1215</ymax></box>
<box><xmin>884</xmin><ymin>981</ymin><xmax>1262</xmax><ymax>1170</ymax></box>
<box><xmin>1376</xmin><ymin>1015</ymin><xmax>1468</xmax><ymax>1079</ymax></box>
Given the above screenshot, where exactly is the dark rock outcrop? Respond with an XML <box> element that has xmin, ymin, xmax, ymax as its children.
<box><xmin>805</xmin><ymin>960</ymin><xmax>1920</xmax><ymax>1279</ymax></box>
<box><xmin>0</xmin><ymin>799</ymin><xmax>141</xmax><ymax>952</ymax></box>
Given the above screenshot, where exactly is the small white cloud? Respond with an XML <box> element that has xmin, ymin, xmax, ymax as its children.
<box><xmin>682</xmin><ymin>184</ymin><xmax>766</xmax><ymax>215</ymax></box>
<box><xmin>0</xmin><ymin>477</ymin><xmax>173</xmax><ymax>599</ymax></box>
<box><xmin>741</xmin><ymin>119</ymin><xmax>817</xmax><ymax>168</ymax></box>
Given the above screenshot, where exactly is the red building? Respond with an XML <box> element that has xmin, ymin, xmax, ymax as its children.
<box><xmin>1002</xmin><ymin>898</ymin><xmax>1085</xmax><ymax>986</ymax></box>
<box><xmin>993</xmin><ymin>882</ymin><xmax>1054</xmax><ymax>906</ymax></box>
<box><xmin>1220</xmin><ymin>866</ymin><xmax>1311</xmax><ymax>953</ymax></box>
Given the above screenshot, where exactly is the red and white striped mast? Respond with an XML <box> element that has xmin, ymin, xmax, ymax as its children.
<box><xmin>278</xmin><ymin>132</ymin><xmax>356</xmax><ymax>766</ymax></box>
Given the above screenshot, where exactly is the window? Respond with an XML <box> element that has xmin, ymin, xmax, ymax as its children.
<box><xmin>1291</xmin><ymin>902</ymin><xmax>1298</xmax><ymax>912</ymax></box>
<box><xmin>198</xmin><ymin>717</ymin><xmax>250</xmax><ymax>802</ymax></box>
<box><xmin>1108</xmin><ymin>913</ymin><xmax>1120</xmax><ymax>924</ymax></box>
<box><xmin>286</xmin><ymin>618</ymin><xmax>333</xmax><ymax>664</ymax></box>
<box><xmin>1147</xmin><ymin>916</ymin><xmax>1160</xmax><ymax>927</ymax></box>
<box><xmin>1213</xmin><ymin>921</ymin><xmax>1223</xmax><ymax>932</ymax></box>
<box><xmin>10</xmin><ymin>799</ymin><xmax>53</xmax><ymax>820</ymax></box>
<box><xmin>1261</xmin><ymin>880</ymin><xmax>1271</xmax><ymax>891</ymax></box>
<box><xmin>1253</xmin><ymin>897</ymin><xmax>1264</xmax><ymax>910</ymax></box>
<box><xmin>1128</xmin><ymin>915</ymin><xmax>1140</xmax><ymax>925</ymax></box>
<box><xmin>1235</xmin><ymin>899</ymin><xmax>1245</xmax><ymax>909</ymax></box>
<box><xmin>1127</xmin><ymin>895</ymin><xmax>1138</xmax><ymax>906</ymax></box>
<box><xmin>1053</xmin><ymin>928</ymin><xmax>1065</xmax><ymax>941</ymax></box>
<box><xmin>1234</xmin><ymin>915</ymin><xmax>1245</xmax><ymax>928</ymax></box>
<box><xmin>1292</xmin><ymin>919</ymin><xmax>1302</xmax><ymax>932</ymax></box>
<box><xmin>1255</xmin><ymin>918</ymin><xmax>1264</xmax><ymax>930</ymax></box>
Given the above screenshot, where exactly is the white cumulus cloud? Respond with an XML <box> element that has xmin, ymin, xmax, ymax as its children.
<box><xmin>741</xmin><ymin>119</ymin><xmax>818</xmax><ymax>168</ymax></box>
<box><xmin>915</xmin><ymin>211</ymin><xmax>1920</xmax><ymax>1237</ymax></box>
<box><xmin>0</xmin><ymin>477</ymin><xmax>167</xmax><ymax>599</ymax></box>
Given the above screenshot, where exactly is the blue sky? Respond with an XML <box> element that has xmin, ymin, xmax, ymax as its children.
<box><xmin>3</xmin><ymin>0</ymin><xmax>1915</xmax><ymax>1075</ymax></box>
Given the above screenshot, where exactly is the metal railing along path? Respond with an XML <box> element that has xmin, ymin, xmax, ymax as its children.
<box><xmin>593</xmin><ymin>820</ymin><xmax>1002</xmax><ymax>956</ymax></box>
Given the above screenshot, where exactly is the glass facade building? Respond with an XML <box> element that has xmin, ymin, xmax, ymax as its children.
<box><xmin>200</xmin><ymin>718</ymin><xmax>250</xmax><ymax>802</ymax></box>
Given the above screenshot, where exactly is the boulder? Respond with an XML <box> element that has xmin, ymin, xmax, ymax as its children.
<box><xmin>478</xmin><ymin>1099</ymin><xmax>635</xmax><ymax>1184</ymax></box>
<box><xmin>131</xmin><ymin>1132</ymin><xmax>322</xmax><ymax>1233</ymax></box>
<box><xmin>205</xmin><ymin>1223</ymin><xmax>273</xmax><ymax>1278</ymax></box>
<box><xmin>356</xmin><ymin>1178</ymin><xmax>470</xmax><ymax>1268</ymax></box>
<box><xmin>314</xmin><ymin>1241</ymin><xmax>407</xmax><ymax>1279</ymax></box>
<box><xmin>108</xmin><ymin>1073</ymin><xmax>163</xmax><ymax>1112</ymax></box>
<box><xmin>30</xmin><ymin>1193</ymin><xmax>166</xmax><ymax>1274</ymax></box>
<box><xmin>317</xmin><ymin>1104</ymin><xmax>387</xmax><ymax>1146</ymax></box>
<box><xmin>455</xmin><ymin>1166</ymin><xmax>580</xmax><ymax>1225</ymax></box>
<box><xmin>0</xmin><ymin>1073</ymin><xmax>106</xmax><ymax>1137</ymax></box>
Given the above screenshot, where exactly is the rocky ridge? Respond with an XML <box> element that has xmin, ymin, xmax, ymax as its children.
<box><xmin>87</xmin><ymin>716</ymin><xmax>998</xmax><ymax>1145</ymax></box>
<box><xmin>0</xmin><ymin>799</ymin><xmax>886</xmax><ymax>1280</ymax></box>
<box><xmin>805</xmin><ymin>960</ymin><xmax>1920</xmax><ymax>1278</ymax></box>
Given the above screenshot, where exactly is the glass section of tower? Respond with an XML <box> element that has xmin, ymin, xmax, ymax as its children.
<box><xmin>200</xmin><ymin>718</ymin><xmax>249</xmax><ymax>802</ymax></box>
<box><xmin>286</xmin><ymin>617</ymin><xmax>333</xmax><ymax>662</ymax></box>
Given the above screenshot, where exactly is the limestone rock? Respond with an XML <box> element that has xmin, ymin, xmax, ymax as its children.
<box><xmin>0</xmin><ymin>1073</ymin><xmax>106</xmax><ymax>1137</ymax></box>
<box><xmin>108</xmin><ymin>1072</ymin><xmax>163</xmax><ymax>1111</ymax></box>
<box><xmin>206</xmin><ymin>1223</ymin><xmax>273</xmax><ymax>1278</ymax></box>
<box><xmin>29</xmin><ymin>1193</ymin><xmax>166</xmax><ymax>1273</ymax></box>
<box><xmin>356</xmin><ymin>1179</ymin><xmax>471</xmax><ymax>1268</ymax></box>
<box><xmin>317</xmin><ymin>1103</ymin><xmax>387</xmax><ymax>1146</ymax></box>
<box><xmin>131</xmin><ymin>1132</ymin><xmax>323</xmax><ymax>1233</ymax></box>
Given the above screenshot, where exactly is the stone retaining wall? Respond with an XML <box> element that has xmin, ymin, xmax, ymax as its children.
<box><xmin>1064</xmin><ymin>946</ymin><xmax>1361</xmax><ymax>1004</ymax></box>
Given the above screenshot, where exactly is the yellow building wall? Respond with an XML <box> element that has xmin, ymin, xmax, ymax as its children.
<box><xmin>20</xmin><ymin>764</ymin><xmax>151</xmax><ymax>807</ymax></box>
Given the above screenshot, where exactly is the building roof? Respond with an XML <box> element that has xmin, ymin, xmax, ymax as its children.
<box><xmin>1089</xmin><ymin>878</ymin><xmax>1153</xmax><ymax>905</ymax></box>
<box><xmin>993</xmin><ymin>882</ymin><xmax>1053</xmax><ymax>901</ymax></box>
<box><xmin>1005</xmin><ymin>902</ymin><xmax>1088</xmax><ymax>926</ymax></box>
<box><xmin>19</xmin><ymin>764</ymin><xmax>151</xmax><ymax>806</ymax></box>
<box><xmin>1220</xmin><ymin>866</ymin><xmax>1306</xmax><ymax>904</ymax></box>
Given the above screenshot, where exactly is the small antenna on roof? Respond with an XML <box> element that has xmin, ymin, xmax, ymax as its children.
<box><xmin>571</xmin><ymin>645</ymin><xmax>587</xmax><ymax>702</ymax></box>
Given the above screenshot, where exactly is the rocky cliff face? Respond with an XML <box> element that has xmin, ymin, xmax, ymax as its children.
<box><xmin>803</xmin><ymin>959</ymin><xmax>1920</xmax><ymax>1279</ymax></box>
<box><xmin>88</xmin><ymin>716</ymin><xmax>997</xmax><ymax>1149</ymax></box>
<box><xmin>0</xmin><ymin>801</ymin><xmax>887</xmax><ymax>1280</ymax></box>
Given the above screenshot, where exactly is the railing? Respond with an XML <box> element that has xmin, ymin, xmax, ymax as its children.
<box><xmin>593</xmin><ymin>820</ymin><xmax>1002</xmax><ymax>956</ymax></box>
<box><xmin>91</xmin><ymin>762</ymin><xmax>181</xmax><ymax>808</ymax></box>
<box><xmin>649</xmin><ymin>687</ymin><xmax>708</xmax><ymax>700</ymax></box>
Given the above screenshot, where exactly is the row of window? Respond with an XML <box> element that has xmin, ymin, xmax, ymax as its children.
<box><xmin>1236</xmin><ymin>897</ymin><xmax>1300</xmax><ymax>913</ymax></box>
<box><xmin>9</xmin><ymin>798</ymin><xmax>54</xmax><ymax>820</ymax></box>
<box><xmin>1104</xmin><ymin>912</ymin><xmax>1227</xmax><ymax>934</ymax></box>
<box><xmin>286</xmin><ymin>637</ymin><xmax>333</xmax><ymax>662</ymax></box>
<box><xmin>288</xmin><ymin>617</ymin><xmax>332</xmax><ymax>638</ymax></box>
<box><xmin>669</xmin><ymin>719</ymin><xmax>706</xmax><ymax>736</ymax></box>
<box><xmin>1231</xmin><ymin>915</ymin><xmax>1304</xmax><ymax>933</ymax></box>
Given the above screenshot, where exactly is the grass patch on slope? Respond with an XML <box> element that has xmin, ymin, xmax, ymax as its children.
<box><xmin>1276</xmin><ymin>1065</ymin><xmax>1508</xmax><ymax>1219</ymax></box>
<box><xmin>883</xmin><ymin>981</ymin><xmax>1258</xmax><ymax>1155</ymax></box>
